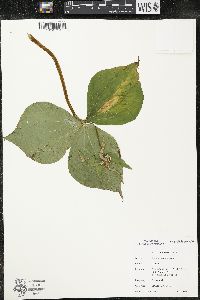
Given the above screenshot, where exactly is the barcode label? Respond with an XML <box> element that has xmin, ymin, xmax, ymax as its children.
<box><xmin>38</xmin><ymin>22</ymin><xmax>67</xmax><ymax>31</ymax></box>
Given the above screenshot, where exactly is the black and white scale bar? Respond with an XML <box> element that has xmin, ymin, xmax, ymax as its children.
<box><xmin>64</xmin><ymin>0</ymin><xmax>137</xmax><ymax>14</ymax></box>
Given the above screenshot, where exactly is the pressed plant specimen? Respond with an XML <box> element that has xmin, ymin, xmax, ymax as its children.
<box><xmin>5</xmin><ymin>34</ymin><xmax>144</xmax><ymax>198</ymax></box>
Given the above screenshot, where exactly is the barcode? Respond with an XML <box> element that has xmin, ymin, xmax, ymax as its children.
<box><xmin>38</xmin><ymin>22</ymin><xmax>67</xmax><ymax>31</ymax></box>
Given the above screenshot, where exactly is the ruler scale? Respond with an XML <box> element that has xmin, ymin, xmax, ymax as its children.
<box><xmin>64</xmin><ymin>0</ymin><xmax>160</xmax><ymax>14</ymax></box>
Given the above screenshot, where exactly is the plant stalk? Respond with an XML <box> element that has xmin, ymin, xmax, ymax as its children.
<box><xmin>28</xmin><ymin>34</ymin><xmax>79</xmax><ymax>119</ymax></box>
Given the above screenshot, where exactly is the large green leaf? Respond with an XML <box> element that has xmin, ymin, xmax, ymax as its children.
<box><xmin>87</xmin><ymin>62</ymin><xmax>143</xmax><ymax>125</ymax></box>
<box><xmin>5</xmin><ymin>102</ymin><xmax>81</xmax><ymax>164</ymax></box>
<box><xmin>68</xmin><ymin>124</ymin><xmax>131</xmax><ymax>196</ymax></box>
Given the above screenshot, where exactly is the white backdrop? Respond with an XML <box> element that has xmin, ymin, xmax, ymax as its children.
<box><xmin>2</xmin><ymin>19</ymin><xmax>197</xmax><ymax>298</ymax></box>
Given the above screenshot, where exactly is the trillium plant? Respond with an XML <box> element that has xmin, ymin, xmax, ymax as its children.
<box><xmin>5</xmin><ymin>35</ymin><xmax>144</xmax><ymax>198</ymax></box>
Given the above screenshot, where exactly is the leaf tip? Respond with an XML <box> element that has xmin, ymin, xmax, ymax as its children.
<box><xmin>122</xmin><ymin>159</ymin><xmax>132</xmax><ymax>170</ymax></box>
<box><xmin>3</xmin><ymin>134</ymin><xmax>10</xmax><ymax>142</ymax></box>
